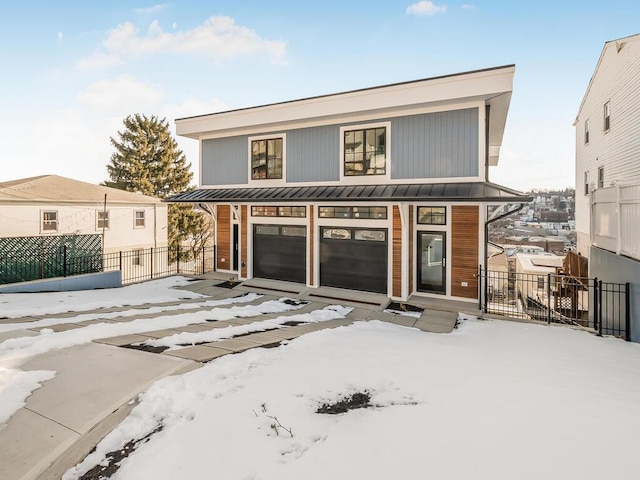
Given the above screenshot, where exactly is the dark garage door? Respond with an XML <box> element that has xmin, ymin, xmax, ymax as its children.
<box><xmin>320</xmin><ymin>227</ymin><xmax>388</xmax><ymax>294</ymax></box>
<box><xmin>253</xmin><ymin>224</ymin><xmax>306</xmax><ymax>284</ymax></box>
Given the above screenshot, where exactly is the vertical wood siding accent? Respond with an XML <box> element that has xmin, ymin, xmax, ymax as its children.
<box><xmin>408</xmin><ymin>207</ymin><xmax>414</xmax><ymax>294</ymax></box>
<box><xmin>241</xmin><ymin>205</ymin><xmax>247</xmax><ymax>278</ymax></box>
<box><xmin>393</xmin><ymin>205</ymin><xmax>402</xmax><ymax>298</ymax></box>
<box><xmin>391</xmin><ymin>108</ymin><xmax>479</xmax><ymax>179</ymax></box>
<box><xmin>202</xmin><ymin>137</ymin><xmax>248</xmax><ymax>186</ymax></box>
<box><xmin>216</xmin><ymin>205</ymin><xmax>231</xmax><ymax>270</ymax></box>
<box><xmin>287</xmin><ymin>126</ymin><xmax>340</xmax><ymax>182</ymax></box>
<box><xmin>451</xmin><ymin>205</ymin><xmax>479</xmax><ymax>299</ymax></box>
<box><xmin>309</xmin><ymin>206</ymin><xmax>315</xmax><ymax>285</ymax></box>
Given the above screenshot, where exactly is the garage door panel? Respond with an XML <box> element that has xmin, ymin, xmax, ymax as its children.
<box><xmin>253</xmin><ymin>225</ymin><xmax>306</xmax><ymax>284</ymax></box>
<box><xmin>320</xmin><ymin>227</ymin><xmax>387</xmax><ymax>294</ymax></box>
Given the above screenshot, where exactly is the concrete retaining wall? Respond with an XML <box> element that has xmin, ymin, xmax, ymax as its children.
<box><xmin>0</xmin><ymin>271</ymin><xmax>122</xmax><ymax>293</ymax></box>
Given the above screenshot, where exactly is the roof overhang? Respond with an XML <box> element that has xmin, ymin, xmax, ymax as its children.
<box><xmin>176</xmin><ymin>65</ymin><xmax>514</xmax><ymax>165</ymax></box>
<box><xmin>166</xmin><ymin>182</ymin><xmax>532</xmax><ymax>205</ymax></box>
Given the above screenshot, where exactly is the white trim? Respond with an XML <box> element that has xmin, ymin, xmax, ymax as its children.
<box><xmin>133</xmin><ymin>210</ymin><xmax>146</xmax><ymax>228</ymax></box>
<box><xmin>247</xmin><ymin>132</ymin><xmax>287</xmax><ymax>186</ymax></box>
<box><xmin>196</xmin><ymin>101</ymin><xmax>483</xmax><ymax>141</ymax></box>
<box><xmin>176</xmin><ymin>67</ymin><xmax>514</xmax><ymax>140</ymax></box>
<box><xmin>339</xmin><ymin>121</ymin><xmax>391</xmax><ymax>185</ymax></box>
<box><xmin>96</xmin><ymin>209</ymin><xmax>110</xmax><ymax>231</ymax></box>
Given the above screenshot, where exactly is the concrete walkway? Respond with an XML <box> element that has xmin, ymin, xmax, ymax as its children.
<box><xmin>0</xmin><ymin>274</ymin><xmax>480</xmax><ymax>480</ymax></box>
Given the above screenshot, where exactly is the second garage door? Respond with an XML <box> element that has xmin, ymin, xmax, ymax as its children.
<box><xmin>320</xmin><ymin>227</ymin><xmax>388</xmax><ymax>294</ymax></box>
<box><xmin>253</xmin><ymin>224</ymin><xmax>306</xmax><ymax>283</ymax></box>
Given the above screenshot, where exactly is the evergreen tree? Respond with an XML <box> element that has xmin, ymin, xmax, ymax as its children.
<box><xmin>105</xmin><ymin>114</ymin><xmax>208</xmax><ymax>252</ymax></box>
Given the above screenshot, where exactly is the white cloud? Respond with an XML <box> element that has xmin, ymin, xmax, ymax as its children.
<box><xmin>76</xmin><ymin>52</ymin><xmax>124</xmax><ymax>70</ymax></box>
<box><xmin>57</xmin><ymin>31</ymin><xmax>63</xmax><ymax>42</ymax></box>
<box><xmin>406</xmin><ymin>1</ymin><xmax>447</xmax><ymax>16</ymax></box>
<box><xmin>135</xmin><ymin>4</ymin><xmax>166</xmax><ymax>15</ymax></box>
<box><xmin>75</xmin><ymin>75</ymin><xmax>165</xmax><ymax>112</ymax></box>
<box><xmin>461</xmin><ymin>4</ymin><xmax>476</xmax><ymax>10</ymax></box>
<box><xmin>79</xmin><ymin>15</ymin><xmax>286</xmax><ymax>70</ymax></box>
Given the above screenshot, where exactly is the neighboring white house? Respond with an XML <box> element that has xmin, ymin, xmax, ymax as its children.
<box><xmin>573</xmin><ymin>33</ymin><xmax>640</xmax><ymax>342</ymax></box>
<box><xmin>0</xmin><ymin>175</ymin><xmax>168</xmax><ymax>253</ymax></box>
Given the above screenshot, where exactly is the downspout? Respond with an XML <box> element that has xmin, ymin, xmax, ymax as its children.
<box><xmin>485</xmin><ymin>105</ymin><xmax>491</xmax><ymax>182</ymax></box>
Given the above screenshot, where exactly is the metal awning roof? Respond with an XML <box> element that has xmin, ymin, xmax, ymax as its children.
<box><xmin>167</xmin><ymin>182</ymin><xmax>532</xmax><ymax>204</ymax></box>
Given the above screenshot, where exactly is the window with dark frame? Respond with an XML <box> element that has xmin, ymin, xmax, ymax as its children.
<box><xmin>604</xmin><ymin>102</ymin><xmax>610</xmax><ymax>131</ymax></box>
<box><xmin>251</xmin><ymin>205</ymin><xmax>306</xmax><ymax>217</ymax></box>
<box><xmin>97</xmin><ymin>211</ymin><xmax>110</xmax><ymax>229</ymax></box>
<box><xmin>598</xmin><ymin>166</ymin><xmax>604</xmax><ymax>188</ymax></box>
<box><xmin>318</xmin><ymin>206</ymin><xmax>387</xmax><ymax>219</ymax></box>
<box><xmin>417</xmin><ymin>206</ymin><xmax>447</xmax><ymax>225</ymax></box>
<box><xmin>135</xmin><ymin>210</ymin><xmax>145</xmax><ymax>227</ymax></box>
<box><xmin>537</xmin><ymin>276</ymin><xmax>545</xmax><ymax>290</ymax></box>
<box><xmin>584</xmin><ymin>171</ymin><xmax>590</xmax><ymax>195</ymax></box>
<box><xmin>343</xmin><ymin>127</ymin><xmax>386</xmax><ymax>176</ymax></box>
<box><xmin>251</xmin><ymin>137</ymin><xmax>283</xmax><ymax>180</ymax></box>
<box><xmin>584</xmin><ymin>119</ymin><xmax>589</xmax><ymax>145</ymax></box>
<box><xmin>42</xmin><ymin>211</ymin><xmax>58</xmax><ymax>231</ymax></box>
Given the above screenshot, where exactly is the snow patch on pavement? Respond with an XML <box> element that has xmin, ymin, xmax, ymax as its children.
<box><xmin>0</xmin><ymin>368</ymin><xmax>55</xmax><ymax>427</ymax></box>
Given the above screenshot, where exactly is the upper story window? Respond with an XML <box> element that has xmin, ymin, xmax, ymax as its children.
<box><xmin>319</xmin><ymin>206</ymin><xmax>387</xmax><ymax>219</ymax></box>
<box><xmin>604</xmin><ymin>102</ymin><xmax>611</xmax><ymax>131</ymax></box>
<box><xmin>251</xmin><ymin>137</ymin><xmax>283</xmax><ymax>180</ymax></box>
<box><xmin>42</xmin><ymin>211</ymin><xmax>58</xmax><ymax>232</ymax></box>
<box><xmin>134</xmin><ymin>210</ymin><xmax>146</xmax><ymax>228</ymax></box>
<box><xmin>584</xmin><ymin>171</ymin><xmax>590</xmax><ymax>195</ymax></box>
<box><xmin>343</xmin><ymin>125</ymin><xmax>387</xmax><ymax>176</ymax></box>
<box><xmin>97</xmin><ymin>210</ymin><xmax>110</xmax><ymax>229</ymax></box>
<box><xmin>584</xmin><ymin>119</ymin><xmax>590</xmax><ymax>145</ymax></box>
<box><xmin>598</xmin><ymin>166</ymin><xmax>604</xmax><ymax>188</ymax></box>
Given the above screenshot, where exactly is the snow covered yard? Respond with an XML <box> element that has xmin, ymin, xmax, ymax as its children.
<box><xmin>64</xmin><ymin>316</ymin><xmax>640</xmax><ymax>480</ymax></box>
<box><xmin>1</xmin><ymin>276</ymin><xmax>640</xmax><ymax>479</ymax></box>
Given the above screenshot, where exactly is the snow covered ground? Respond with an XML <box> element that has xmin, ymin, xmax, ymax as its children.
<box><xmin>2</xmin><ymin>276</ymin><xmax>640</xmax><ymax>479</ymax></box>
<box><xmin>66</xmin><ymin>317</ymin><xmax>640</xmax><ymax>480</ymax></box>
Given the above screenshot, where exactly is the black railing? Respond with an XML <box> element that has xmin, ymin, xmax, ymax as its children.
<box><xmin>1</xmin><ymin>245</ymin><xmax>216</xmax><ymax>286</ymax></box>
<box><xmin>478</xmin><ymin>266</ymin><xmax>630</xmax><ymax>340</ymax></box>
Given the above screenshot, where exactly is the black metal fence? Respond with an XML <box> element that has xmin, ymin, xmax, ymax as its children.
<box><xmin>478</xmin><ymin>266</ymin><xmax>631</xmax><ymax>340</ymax></box>
<box><xmin>1</xmin><ymin>245</ymin><xmax>216</xmax><ymax>286</ymax></box>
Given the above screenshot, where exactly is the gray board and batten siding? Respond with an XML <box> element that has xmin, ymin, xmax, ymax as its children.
<box><xmin>200</xmin><ymin>107</ymin><xmax>479</xmax><ymax>186</ymax></box>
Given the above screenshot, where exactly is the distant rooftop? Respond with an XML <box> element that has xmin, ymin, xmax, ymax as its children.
<box><xmin>0</xmin><ymin>175</ymin><xmax>162</xmax><ymax>204</ymax></box>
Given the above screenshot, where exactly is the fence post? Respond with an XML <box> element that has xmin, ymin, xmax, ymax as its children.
<box><xmin>213</xmin><ymin>245</ymin><xmax>217</xmax><ymax>272</ymax></box>
<box><xmin>598</xmin><ymin>280</ymin><xmax>603</xmax><ymax>337</ymax></box>
<box><xmin>202</xmin><ymin>246</ymin><xmax>205</xmax><ymax>274</ymax></box>
<box><xmin>547</xmin><ymin>273</ymin><xmax>552</xmax><ymax>324</ymax></box>
<box><xmin>625</xmin><ymin>282</ymin><xmax>631</xmax><ymax>341</ymax></box>
<box><xmin>150</xmin><ymin>247</ymin><xmax>154</xmax><ymax>279</ymax></box>
<box><xmin>63</xmin><ymin>245</ymin><xmax>68</xmax><ymax>277</ymax></box>
<box><xmin>119</xmin><ymin>250</ymin><xmax>122</xmax><ymax>272</ymax></box>
<box><xmin>176</xmin><ymin>246</ymin><xmax>180</xmax><ymax>274</ymax></box>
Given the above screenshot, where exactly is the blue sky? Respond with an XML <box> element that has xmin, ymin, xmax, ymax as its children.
<box><xmin>1</xmin><ymin>1</ymin><xmax>639</xmax><ymax>191</ymax></box>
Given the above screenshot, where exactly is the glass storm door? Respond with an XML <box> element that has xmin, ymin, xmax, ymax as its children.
<box><xmin>418</xmin><ymin>232</ymin><xmax>446</xmax><ymax>294</ymax></box>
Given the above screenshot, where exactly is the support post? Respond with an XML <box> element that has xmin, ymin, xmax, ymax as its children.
<box><xmin>625</xmin><ymin>282</ymin><xmax>631</xmax><ymax>341</ymax></box>
<box><xmin>547</xmin><ymin>273</ymin><xmax>552</xmax><ymax>324</ymax></box>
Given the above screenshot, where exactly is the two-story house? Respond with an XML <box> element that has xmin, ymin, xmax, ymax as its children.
<box><xmin>574</xmin><ymin>33</ymin><xmax>640</xmax><ymax>340</ymax></box>
<box><xmin>170</xmin><ymin>65</ymin><xmax>530</xmax><ymax>302</ymax></box>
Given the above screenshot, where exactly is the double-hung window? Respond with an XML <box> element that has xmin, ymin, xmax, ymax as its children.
<box><xmin>134</xmin><ymin>210</ymin><xmax>145</xmax><ymax>228</ymax></box>
<box><xmin>584</xmin><ymin>120</ymin><xmax>590</xmax><ymax>145</ymax></box>
<box><xmin>42</xmin><ymin>211</ymin><xmax>58</xmax><ymax>232</ymax></box>
<box><xmin>598</xmin><ymin>166</ymin><xmax>604</xmax><ymax>188</ymax></box>
<box><xmin>97</xmin><ymin>211</ymin><xmax>109</xmax><ymax>229</ymax></box>
<box><xmin>604</xmin><ymin>102</ymin><xmax>610</xmax><ymax>131</ymax></box>
<box><xmin>343</xmin><ymin>125</ymin><xmax>387</xmax><ymax>176</ymax></box>
<box><xmin>251</xmin><ymin>137</ymin><xmax>283</xmax><ymax>180</ymax></box>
